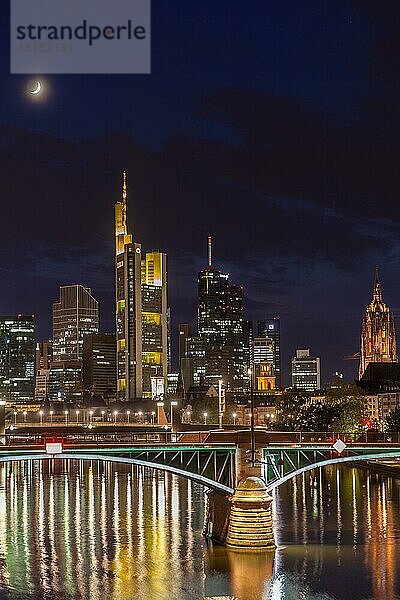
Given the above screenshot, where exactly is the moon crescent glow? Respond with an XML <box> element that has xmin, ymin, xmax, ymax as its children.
<box><xmin>29</xmin><ymin>81</ymin><xmax>41</xmax><ymax>95</ymax></box>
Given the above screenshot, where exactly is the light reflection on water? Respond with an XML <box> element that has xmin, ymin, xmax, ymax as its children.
<box><xmin>0</xmin><ymin>461</ymin><xmax>400</xmax><ymax>599</ymax></box>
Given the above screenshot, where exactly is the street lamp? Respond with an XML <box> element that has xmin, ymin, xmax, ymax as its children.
<box><xmin>170</xmin><ymin>401</ymin><xmax>178</xmax><ymax>430</ymax></box>
<box><xmin>23</xmin><ymin>411</ymin><xmax>27</xmax><ymax>423</ymax></box>
<box><xmin>39</xmin><ymin>410</ymin><xmax>43</xmax><ymax>425</ymax></box>
<box><xmin>113</xmin><ymin>410</ymin><xmax>118</xmax><ymax>424</ymax></box>
<box><xmin>203</xmin><ymin>412</ymin><xmax>208</xmax><ymax>425</ymax></box>
<box><xmin>14</xmin><ymin>411</ymin><xmax>17</xmax><ymax>425</ymax></box>
<box><xmin>101</xmin><ymin>410</ymin><xmax>105</xmax><ymax>422</ymax></box>
<box><xmin>64</xmin><ymin>410</ymin><xmax>68</xmax><ymax>424</ymax></box>
<box><xmin>138</xmin><ymin>411</ymin><xmax>143</xmax><ymax>424</ymax></box>
<box><xmin>127</xmin><ymin>410</ymin><xmax>130</xmax><ymax>423</ymax></box>
<box><xmin>89</xmin><ymin>410</ymin><xmax>93</xmax><ymax>424</ymax></box>
<box><xmin>75</xmin><ymin>410</ymin><xmax>79</xmax><ymax>423</ymax></box>
<box><xmin>218</xmin><ymin>379</ymin><xmax>225</xmax><ymax>430</ymax></box>
<box><xmin>248</xmin><ymin>367</ymin><xmax>256</xmax><ymax>467</ymax></box>
<box><xmin>50</xmin><ymin>410</ymin><xmax>54</xmax><ymax>424</ymax></box>
<box><xmin>232</xmin><ymin>412</ymin><xmax>237</xmax><ymax>426</ymax></box>
<box><xmin>151</xmin><ymin>411</ymin><xmax>155</xmax><ymax>424</ymax></box>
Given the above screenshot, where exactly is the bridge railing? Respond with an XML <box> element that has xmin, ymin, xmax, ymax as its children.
<box><xmin>2</xmin><ymin>429</ymin><xmax>400</xmax><ymax>450</ymax></box>
<box><xmin>255</xmin><ymin>431</ymin><xmax>400</xmax><ymax>445</ymax></box>
<box><xmin>0</xmin><ymin>430</ymin><xmax>222</xmax><ymax>448</ymax></box>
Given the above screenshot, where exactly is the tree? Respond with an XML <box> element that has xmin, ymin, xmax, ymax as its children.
<box><xmin>297</xmin><ymin>400</ymin><xmax>340</xmax><ymax>431</ymax></box>
<box><xmin>325</xmin><ymin>381</ymin><xmax>364</xmax><ymax>401</ymax></box>
<box><xmin>385</xmin><ymin>406</ymin><xmax>400</xmax><ymax>432</ymax></box>
<box><xmin>273</xmin><ymin>390</ymin><xmax>309</xmax><ymax>430</ymax></box>
<box><xmin>331</xmin><ymin>398</ymin><xmax>364</xmax><ymax>433</ymax></box>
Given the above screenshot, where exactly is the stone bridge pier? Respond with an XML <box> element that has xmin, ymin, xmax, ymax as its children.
<box><xmin>204</xmin><ymin>431</ymin><xmax>275</xmax><ymax>551</ymax></box>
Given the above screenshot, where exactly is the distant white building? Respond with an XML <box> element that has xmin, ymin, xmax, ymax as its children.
<box><xmin>291</xmin><ymin>349</ymin><xmax>321</xmax><ymax>392</ymax></box>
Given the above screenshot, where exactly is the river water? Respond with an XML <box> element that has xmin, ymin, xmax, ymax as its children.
<box><xmin>0</xmin><ymin>460</ymin><xmax>399</xmax><ymax>599</ymax></box>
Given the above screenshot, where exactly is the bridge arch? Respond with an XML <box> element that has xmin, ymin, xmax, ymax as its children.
<box><xmin>265</xmin><ymin>450</ymin><xmax>400</xmax><ymax>492</ymax></box>
<box><xmin>0</xmin><ymin>452</ymin><xmax>234</xmax><ymax>494</ymax></box>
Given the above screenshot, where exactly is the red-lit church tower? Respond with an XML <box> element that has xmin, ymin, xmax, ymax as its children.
<box><xmin>359</xmin><ymin>270</ymin><xmax>397</xmax><ymax>379</ymax></box>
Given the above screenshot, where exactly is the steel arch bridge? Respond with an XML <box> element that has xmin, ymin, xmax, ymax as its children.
<box><xmin>263</xmin><ymin>445</ymin><xmax>400</xmax><ymax>491</ymax></box>
<box><xmin>2</xmin><ymin>438</ymin><xmax>400</xmax><ymax>495</ymax></box>
<box><xmin>0</xmin><ymin>445</ymin><xmax>237</xmax><ymax>494</ymax></box>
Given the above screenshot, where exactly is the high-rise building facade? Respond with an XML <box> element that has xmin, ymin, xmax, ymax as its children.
<box><xmin>115</xmin><ymin>171</ymin><xmax>143</xmax><ymax>401</ymax></box>
<box><xmin>179</xmin><ymin>324</ymin><xmax>193</xmax><ymax>361</ymax></box>
<box><xmin>53</xmin><ymin>285</ymin><xmax>99</xmax><ymax>361</ymax></box>
<box><xmin>141</xmin><ymin>251</ymin><xmax>168</xmax><ymax>398</ymax></box>
<box><xmin>115</xmin><ymin>172</ymin><xmax>169</xmax><ymax>401</ymax></box>
<box><xmin>197</xmin><ymin>237</ymin><xmax>246</xmax><ymax>391</ymax></box>
<box><xmin>242</xmin><ymin>320</ymin><xmax>253</xmax><ymax>374</ymax></box>
<box><xmin>253</xmin><ymin>337</ymin><xmax>275</xmax><ymax>366</ymax></box>
<box><xmin>35</xmin><ymin>340</ymin><xmax>52</xmax><ymax>402</ymax></box>
<box><xmin>51</xmin><ymin>285</ymin><xmax>99</xmax><ymax>403</ymax></box>
<box><xmin>359</xmin><ymin>270</ymin><xmax>397</xmax><ymax>379</ymax></box>
<box><xmin>83</xmin><ymin>333</ymin><xmax>116</xmax><ymax>402</ymax></box>
<box><xmin>257</xmin><ymin>318</ymin><xmax>281</xmax><ymax>387</ymax></box>
<box><xmin>185</xmin><ymin>336</ymin><xmax>206</xmax><ymax>387</ymax></box>
<box><xmin>48</xmin><ymin>361</ymin><xmax>82</xmax><ymax>404</ymax></box>
<box><xmin>0</xmin><ymin>315</ymin><xmax>35</xmax><ymax>404</ymax></box>
<box><xmin>291</xmin><ymin>348</ymin><xmax>321</xmax><ymax>392</ymax></box>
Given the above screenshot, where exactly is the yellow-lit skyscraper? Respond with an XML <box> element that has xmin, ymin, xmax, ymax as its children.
<box><xmin>115</xmin><ymin>171</ymin><xmax>142</xmax><ymax>400</ymax></box>
<box><xmin>141</xmin><ymin>251</ymin><xmax>168</xmax><ymax>398</ymax></box>
<box><xmin>115</xmin><ymin>173</ymin><xmax>168</xmax><ymax>401</ymax></box>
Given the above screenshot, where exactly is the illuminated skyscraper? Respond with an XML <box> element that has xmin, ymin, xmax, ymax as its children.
<box><xmin>257</xmin><ymin>318</ymin><xmax>281</xmax><ymax>387</ymax></box>
<box><xmin>35</xmin><ymin>340</ymin><xmax>52</xmax><ymax>402</ymax></box>
<box><xmin>179</xmin><ymin>324</ymin><xmax>193</xmax><ymax>361</ymax></box>
<box><xmin>83</xmin><ymin>333</ymin><xmax>116</xmax><ymax>402</ymax></box>
<box><xmin>141</xmin><ymin>251</ymin><xmax>168</xmax><ymax>398</ymax></box>
<box><xmin>115</xmin><ymin>172</ymin><xmax>168</xmax><ymax>400</ymax></box>
<box><xmin>359</xmin><ymin>270</ymin><xmax>397</xmax><ymax>379</ymax></box>
<box><xmin>115</xmin><ymin>171</ymin><xmax>142</xmax><ymax>400</ymax></box>
<box><xmin>291</xmin><ymin>348</ymin><xmax>321</xmax><ymax>392</ymax></box>
<box><xmin>197</xmin><ymin>237</ymin><xmax>245</xmax><ymax>391</ymax></box>
<box><xmin>53</xmin><ymin>285</ymin><xmax>99</xmax><ymax>361</ymax></box>
<box><xmin>0</xmin><ymin>315</ymin><xmax>35</xmax><ymax>404</ymax></box>
<box><xmin>51</xmin><ymin>285</ymin><xmax>98</xmax><ymax>403</ymax></box>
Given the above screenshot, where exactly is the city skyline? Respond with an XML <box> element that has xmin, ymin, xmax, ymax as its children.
<box><xmin>1</xmin><ymin>216</ymin><xmax>399</xmax><ymax>388</ymax></box>
<box><xmin>1</xmin><ymin>3</ymin><xmax>400</xmax><ymax>385</ymax></box>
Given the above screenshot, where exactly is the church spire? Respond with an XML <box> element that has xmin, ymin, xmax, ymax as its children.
<box><xmin>359</xmin><ymin>269</ymin><xmax>397</xmax><ymax>378</ymax></box>
<box><xmin>373</xmin><ymin>268</ymin><xmax>382</xmax><ymax>302</ymax></box>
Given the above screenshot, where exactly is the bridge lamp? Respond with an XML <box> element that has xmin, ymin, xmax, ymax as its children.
<box><xmin>64</xmin><ymin>410</ymin><xmax>68</xmax><ymax>423</ymax></box>
<box><xmin>203</xmin><ymin>412</ymin><xmax>208</xmax><ymax>425</ymax></box>
<box><xmin>113</xmin><ymin>410</ymin><xmax>118</xmax><ymax>424</ymax></box>
<box><xmin>89</xmin><ymin>410</ymin><xmax>93</xmax><ymax>424</ymax></box>
<box><xmin>170</xmin><ymin>402</ymin><xmax>178</xmax><ymax>429</ymax></box>
<box><xmin>23</xmin><ymin>411</ymin><xmax>27</xmax><ymax>423</ymax></box>
<box><xmin>151</xmin><ymin>411</ymin><xmax>155</xmax><ymax>424</ymax></box>
<box><xmin>138</xmin><ymin>411</ymin><xmax>143</xmax><ymax>423</ymax></box>
<box><xmin>101</xmin><ymin>410</ymin><xmax>105</xmax><ymax>422</ymax></box>
<box><xmin>247</xmin><ymin>367</ymin><xmax>256</xmax><ymax>467</ymax></box>
<box><xmin>50</xmin><ymin>410</ymin><xmax>54</xmax><ymax>424</ymax></box>
<box><xmin>75</xmin><ymin>410</ymin><xmax>79</xmax><ymax>423</ymax></box>
<box><xmin>39</xmin><ymin>410</ymin><xmax>43</xmax><ymax>425</ymax></box>
<box><xmin>232</xmin><ymin>412</ymin><xmax>237</xmax><ymax>426</ymax></box>
<box><xmin>126</xmin><ymin>410</ymin><xmax>130</xmax><ymax>423</ymax></box>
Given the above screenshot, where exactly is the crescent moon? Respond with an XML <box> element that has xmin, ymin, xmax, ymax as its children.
<box><xmin>29</xmin><ymin>81</ymin><xmax>41</xmax><ymax>95</ymax></box>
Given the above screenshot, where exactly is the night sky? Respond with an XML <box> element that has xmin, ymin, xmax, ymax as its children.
<box><xmin>1</xmin><ymin>1</ymin><xmax>400</xmax><ymax>385</ymax></box>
